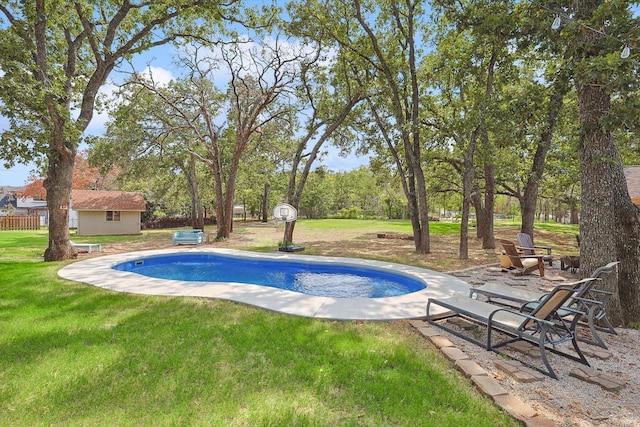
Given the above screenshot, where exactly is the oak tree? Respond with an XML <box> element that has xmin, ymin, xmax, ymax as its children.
<box><xmin>0</xmin><ymin>0</ymin><xmax>238</xmax><ymax>260</ymax></box>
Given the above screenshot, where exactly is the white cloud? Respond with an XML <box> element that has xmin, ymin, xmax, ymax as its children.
<box><xmin>139</xmin><ymin>66</ymin><xmax>175</xmax><ymax>87</ymax></box>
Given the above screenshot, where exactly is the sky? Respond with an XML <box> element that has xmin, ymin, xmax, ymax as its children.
<box><xmin>0</xmin><ymin>34</ymin><xmax>369</xmax><ymax>188</ymax></box>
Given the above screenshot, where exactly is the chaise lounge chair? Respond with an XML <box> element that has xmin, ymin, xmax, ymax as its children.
<box><xmin>469</xmin><ymin>261</ymin><xmax>619</xmax><ymax>348</ymax></box>
<box><xmin>517</xmin><ymin>232</ymin><xmax>554</xmax><ymax>266</ymax></box>
<box><xmin>426</xmin><ymin>283</ymin><xmax>590</xmax><ymax>379</ymax></box>
<box><xmin>70</xmin><ymin>240</ymin><xmax>102</xmax><ymax>253</ymax></box>
<box><xmin>500</xmin><ymin>239</ymin><xmax>545</xmax><ymax>277</ymax></box>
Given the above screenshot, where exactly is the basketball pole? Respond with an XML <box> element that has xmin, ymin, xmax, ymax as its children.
<box><xmin>282</xmin><ymin>215</ymin><xmax>289</xmax><ymax>250</ymax></box>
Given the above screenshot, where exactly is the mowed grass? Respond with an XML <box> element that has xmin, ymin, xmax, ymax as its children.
<box><xmin>301</xmin><ymin>218</ymin><xmax>463</xmax><ymax>235</ymax></box>
<box><xmin>0</xmin><ymin>226</ymin><xmax>522</xmax><ymax>426</ymax></box>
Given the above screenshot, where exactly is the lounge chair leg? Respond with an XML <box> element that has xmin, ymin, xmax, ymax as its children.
<box><xmin>537</xmin><ymin>325</ymin><xmax>558</xmax><ymax>380</ymax></box>
<box><xmin>589</xmin><ymin>306</ymin><xmax>606</xmax><ymax>348</ymax></box>
<box><xmin>592</xmin><ymin>309</ymin><xmax>618</xmax><ymax>335</ymax></box>
<box><xmin>570</xmin><ymin>336</ymin><xmax>590</xmax><ymax>367</ymax></box>
<box><xmin>600</xmin><ymin>317</ymin><xmax>618</xmax><ymax>335</ymax></box>
<box><xmin>583</xmin><ymin>306</ymin><xmax>608</xmax><ymax>349</ymax></box>
<box><xmin>567</xmin><ymin>316</ymin><xmax>590</xmax><ymax>366</ymax></box>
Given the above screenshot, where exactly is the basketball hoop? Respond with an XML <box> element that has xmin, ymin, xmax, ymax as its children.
<box><xmin>273</xmin><ymin>203</ymin><xmax>297</xmax><ymax>222</ymax></box>
<box><xmin>273</xmin><ymin>203</ymin><xmax>303</xmax><ymax>252</ymax></box>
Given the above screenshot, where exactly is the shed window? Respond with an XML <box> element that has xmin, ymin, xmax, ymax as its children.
<box><xmin>106</xmin><ymin>210</ymin><xmax>121</xmax><ymax>222</ymax></box>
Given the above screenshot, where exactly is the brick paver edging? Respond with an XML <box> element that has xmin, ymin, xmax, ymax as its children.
<box><xmin>409</xmin><ymin>320</ymin><xmax>555</xmax><ymax>427</ymax></box>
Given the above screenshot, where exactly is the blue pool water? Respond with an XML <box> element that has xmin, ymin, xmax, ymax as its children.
<box><xmin>113</xmin><ymin>253</ymin><xmax>426</xmax><ymax>298</ymax></box>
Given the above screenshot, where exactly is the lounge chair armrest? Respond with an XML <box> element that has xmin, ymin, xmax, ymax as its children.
<box><xmin>585</xmin><ymin>289</ymin><xmax>613</xmax><ymax>305</ymax></box>
<box><xmin>518</xmin><ymin>300</ymin><xmax>541</xmax><ymax>311</ymax></box>
<box><xmin>570</xmin><ymin>296</ymin><xmax>609</xmax><ymax>322</ymax></box>
<box><xmin>556</xmin><ymin>305</ymin><xmax>586</xmax><ymax>316</ymax></box>
<box><xmin>589</xmin><ymin>288</ymin><xmax>613</xmax><ymax>297</ymax></box>
<box><xmin>570</xmin><ymin>296</ymin><xmax>607</xmax><ymax>314</ymax></box>
<box><xmin>571</xmin><ymin>296</ymin><xmax>603</xmax><ymax>305</ymax></box>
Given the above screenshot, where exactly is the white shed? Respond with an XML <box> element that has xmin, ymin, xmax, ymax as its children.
<box><xmin>71</xmin><ymin>189</ymin><xmax>146</xmax><ymax>236</ymax></box>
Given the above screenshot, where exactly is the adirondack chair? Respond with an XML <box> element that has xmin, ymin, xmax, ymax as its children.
<box><xmin>500</xmin><ymin>239</ymin><xmax>545</xmax><ymax>277</ymax></box>
<box><xmin>517</xmin><ymin>232</ymin><xmax>554</xmax><ymax>266</ymax></box>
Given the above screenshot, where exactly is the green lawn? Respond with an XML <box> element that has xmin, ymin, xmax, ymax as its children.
<box><xmin>300</xmin><ymin>218</ymin><xmax>463</xmax><ymax>235</ymax></box>
<box><xmin>0</xmin><ymin>227</ymin><xmax>521</xmax><ymax>426</ymax></box>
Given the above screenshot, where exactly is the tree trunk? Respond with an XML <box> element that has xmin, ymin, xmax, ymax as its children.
<box><xmin>211</xmin><ymin>158</ymin><xmax>226</xmax><ymax>239</ymax></box>
<box><xmin>371</xmin><ymin>104</ymin><xmax>426</xmax><ymax>254</ymax></box>
<box><xmin>570</xmin><ymin>202</ymin><xmax>579</xmax><ymax>224</ymax></box>
<box><xmin>577</xmin><ymin>96</ymin><xmax>624</xmax><ymax>325</ymax></box>
<box><xmin>520</xmin><ymin>192</ymin><xmax>536</xmax><ymax>238</ymax></box>
<box><xmin>573</xmin><ymin>0</ymin><xmax>640</xmax><ymax>326</ymax></box>
<box><xmin>459</xmin><ymin>134</ymin><xmax>477</xmax><ymax>260</ymax></box>
<box><xmin>459</xmin><ymin>198</ymin><xmax>470</xmax><ymax>260</ymax></box>
<box><xmin>215</xmin><ymin>203</ymin><xmax>227</xmax><ymax>239</ymax></box>
<box><xmin>471</xmin><ymin>184</ymin><xmax>484</xmax><ymax>239</ymax></box>
<box><xmin>401</xmin><ymin>124</ymin><xmax>429</xmax><ymax>254</ymax></box>
<box><xmin>414</xmin><ymin>163</ymin><xmax>431</xmax><ymax>254</ymax></box>
<box><xmin>285</xmin><ymin>218</ymin><xmax>297</xmax><ymax>244</ymax></box>
<box><xmin>261</xmin><ymin>183</ymin><xmax>269</xmax><ymax>222</ymax></box>
<box><xmin>578</xmin><ymin>96</ymin><xmax>640</xmax><ymax>326</ymax></box>
<box><xmin>44</xmin><ymin>140</ymin><xmax>76</xmax><ymax>261</ymax></box>
<box><xmin>404</xmin><ymin>171</ymin><xmax>423</xmax><ymax>251</ymax></box>
<box><xmin>186</xmin><ymin>155</ymin><xmax>204</xmax><ymax>230</ymax></box>
<box><xmin>477</xmin><ymin>51</ymin><xmax>498</xmax><ymax>250</ymax></box>
<box><xmin>219</xmin><ymin>165</ymin><xmax>240</xmax><ymax>240</ymax></box>
<box><xmin>481</xmin><ymin>131</ymin><xmax>495</xmax><ymax>250</ymax></box>
<box><xmin>520</xmin><ymin>59</ymin><xmax>570</xmax><ymax>237</ymax></box>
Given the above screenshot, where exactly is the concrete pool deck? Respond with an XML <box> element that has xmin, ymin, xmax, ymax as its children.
<box><xmin>58</xmin><ymin>248</ymin><xmax>472</xmax><ymax>320</ymax></box>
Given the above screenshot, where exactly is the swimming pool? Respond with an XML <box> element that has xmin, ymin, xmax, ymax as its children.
<box><xmin>112</xmin><ymin>253</ymin><xmax>426</xmax><ymax>298</ymax></box>
<box><xmin>57</xmin><ymin>248</ymin><xmax>472</xmax><ymax>320</ymax></box>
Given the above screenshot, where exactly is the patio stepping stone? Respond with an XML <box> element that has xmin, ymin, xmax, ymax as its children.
<box><xmin>580</xmin><ymin>345</ymin><xmax>613</xmax><ymax>360</ymax></box>
<box><xmin>495</xmin><ymin>359</ymin><xmax>545</xmax><ymax>383</ymax></box>
<box><xmin>506</xmin><ymin>341</ymin><xmax>541</xmax><ymax>358</ymax></box>
<box><xmin>569</xmin><ymin>366</ymin><xmax>627</xmax><ymax>391</ymax></box>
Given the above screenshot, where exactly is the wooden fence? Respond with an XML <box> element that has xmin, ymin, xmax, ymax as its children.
<box><xmin>0</xmin><ymin>216</ymin><xmax>41</xmax><ymax>231</ymax></box>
